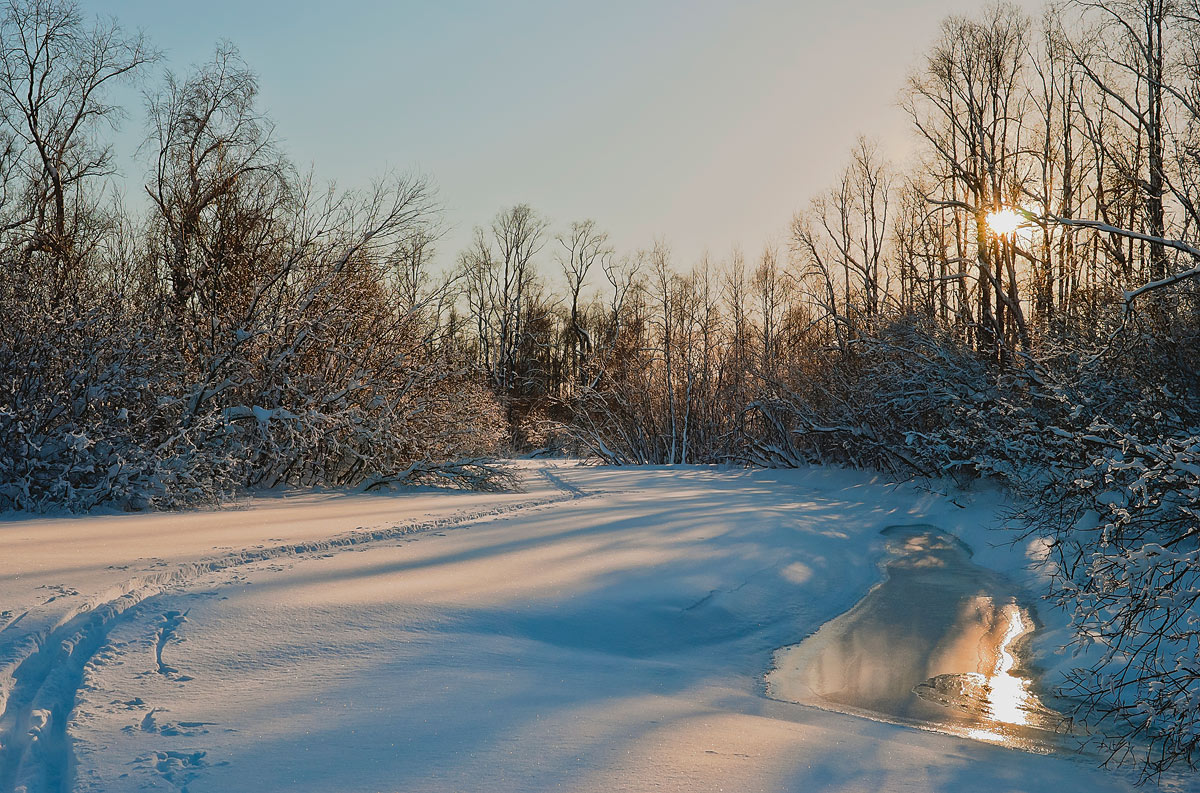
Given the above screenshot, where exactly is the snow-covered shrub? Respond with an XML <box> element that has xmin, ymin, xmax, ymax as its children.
<box><xmin>0</xmin><ymin>298</ymin><xmax>235</xmax><ymax>511</ymax></box>
<box><xmin>162</xmin><ymin>177</ymin><xmax>509</xmax><ymax>495</ymax></box>
<box><xmin>558</xmin><ymin>358</ymin><xmax>681</xmax><ymax>465</ymax></box>
<box><xmin>1013</xmin><ymin>383</ymin><xmax>1200</xmax><ymax>779</ymax></box>
<box><xmin>0</xmin><ymin>177</ymin><xmax>509</xmax><ymax>513</ymax></box>
<box><xmin>513</xmin><ymin>406</ymin><xmax>578</xmax><ymax>457</ymax></box>
<box><xmin>742</xmin><ymin>317</ymin><xmax>1065</xmax><ymax>479</ymax></box>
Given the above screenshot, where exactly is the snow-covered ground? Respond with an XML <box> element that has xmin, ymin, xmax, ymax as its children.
<box><xmin>0</xmin><ymin>462</ymin><xmax>1168</xmax><ymax>792</ymax></box>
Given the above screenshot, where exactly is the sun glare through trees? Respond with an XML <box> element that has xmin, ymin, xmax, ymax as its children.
<box><xmin>986</xmin><ymin>208</ymin><xmax>1024</xmax><ymax>237</ymax></box>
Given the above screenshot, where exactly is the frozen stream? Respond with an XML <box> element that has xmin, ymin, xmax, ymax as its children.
<box><xmin>767</xmin><ymin>524</ymin><xmax>1065</xmax><ymax>752</ymax></box>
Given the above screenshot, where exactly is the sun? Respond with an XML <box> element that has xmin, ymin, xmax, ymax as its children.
<box><xmin>986</xmin><ymin>208</ymin><xmax>1023</xmax><ymax>236</ymax></box>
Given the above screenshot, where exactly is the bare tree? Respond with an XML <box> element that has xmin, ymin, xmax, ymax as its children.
<box><xmin>556</xmin><ymin>219</ymin><xmax>610</xmax><ymax>391</ymax></box>
<box><xmin>906</xmin><ymin>3</ymin><xmax>1033</xmax><ymax>358</ymax></box>
<box><xmin>457</xmin><ymin>204</ymin><xmax>549</xmax><ymax>402</ymax></box>
<box><xmin>648</xmin><ymin>240</ymin><xmax>679</xmax><ymax>463</ymax></box>
<box><xmin>1070</xmin><ymin>0</ymin><xmax>1174</xmax><ymax>282</ymax></box>
<box><xmin>791</xmin><ymin>141</ymin><xmax>894</xmax><ymax>349</ymax></box>
<box><xmin>0</xmin><ymin>0</ymin><xmax>156</xmax><ymax>274</ymax></box>
<box><xmin>145</xmin><ymin>42</ymin><xmax>286</xmax><ymax>324</ymax></box>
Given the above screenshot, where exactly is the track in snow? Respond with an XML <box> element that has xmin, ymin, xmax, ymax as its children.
<box><xmin>0</xmin><ymin>468</ymin><xmax>594</xmax><ymax>793</ymax></box>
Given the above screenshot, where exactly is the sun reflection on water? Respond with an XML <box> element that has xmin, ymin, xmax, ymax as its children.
<box><xmin>928</xmin><ymin>602</ymin><xmax>1042</xmax><ymax>746</ymax></box>
<box><xmin>961</xmin><ymin>606</ymin><xmax>1036</xmax><ymax>743</ymax></box>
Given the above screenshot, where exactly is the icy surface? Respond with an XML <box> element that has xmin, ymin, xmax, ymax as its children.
<box><xmin>767</xmin><ymin>525</ymin><xmax>1062</xmax><ymax>751</ymax></box>
<box><xmin>0</xmin><ymin>462</ymin><xmax>1153</xmax><ymax>792</ymax></box>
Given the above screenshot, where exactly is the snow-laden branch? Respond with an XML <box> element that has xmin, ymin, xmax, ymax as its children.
<box><xmin>1038</xmin><ymin>213</ymin><xmax>1200</xmax><ymax>313</ymax></box>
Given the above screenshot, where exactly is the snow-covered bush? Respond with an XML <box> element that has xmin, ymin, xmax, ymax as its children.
<box><xmin>0</xmin><ymin>293</ymin><xmax>234</xmax><ymax>511</ymax></box>
<box><xmin>1013</xmin><ymin>383</ymin><xmax>1200</xmax><ymax>779</ymax></box>
<box><xmin>163</xmin><ymin>177</ymin><xmax>508</xmax><ymax>494</ymax></box>
<box><xmin>742</xmin><ymin>317</ymin><xmax>1063</xmax><ymax>478</ymax></box>
<box><xmin>0</xmin><ymin>177</ymin><xmax>508</xmax><ymax>513</ymax></box>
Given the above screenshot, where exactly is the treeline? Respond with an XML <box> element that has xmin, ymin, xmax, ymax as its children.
<box><xmin>457</xmin><ymin>3</ymin><xmax>1200</xmax><ymax>472</ymax></box>
<box><xmin>0</xmin><ymin>6</ymin><xmax>504</xmax><ymax>511</ymax></box>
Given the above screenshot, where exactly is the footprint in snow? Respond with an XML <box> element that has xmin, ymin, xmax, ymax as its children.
<box><xmin>156</xmin><ymin>610</ymin><xmax>192</xmax><ymax>679</ymax></box>
<box><xmin>111</xmin><ymin>697</ymin><xmax>145</xmax><ymax>709</ymax></box>
<box><xmin>37</xmin><ymin>583</ymin><xmax>80</xmax><ymax>603</ymax></box>
<box><xmin>125</xmin><ymin>709</ymin><xmax>214</xmax><ymax>737</ymax></box>
<box><xmin>132</xmin><ymin>749</ymin><xmax>220</xmax><ymax>791</ymax></box>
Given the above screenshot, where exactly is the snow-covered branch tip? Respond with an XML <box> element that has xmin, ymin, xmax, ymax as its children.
<box><xmin>1040</xmin><ymin>212</ymin><xmax>1200</xmax><ymax>313</ymax></box>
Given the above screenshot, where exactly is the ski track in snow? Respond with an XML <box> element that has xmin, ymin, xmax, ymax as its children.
<box><xmin>0</xmin><ymin>468</ymin><xmax>594</xmax><ymax>793</ymax></box>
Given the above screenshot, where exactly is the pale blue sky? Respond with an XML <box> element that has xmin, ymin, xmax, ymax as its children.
<box><xmin>89</xmin><ymin>0</ymin><xmax>1039</xmax><ymax>270</ymax></box>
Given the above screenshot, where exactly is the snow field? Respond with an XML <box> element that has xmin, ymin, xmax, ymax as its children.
<box><xmin>0</xmin><ymin>463</ymin><xmax>1158</xmax><ymax>792</ymax></box>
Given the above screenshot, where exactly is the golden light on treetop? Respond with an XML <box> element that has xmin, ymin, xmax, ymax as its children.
<box><xmin>986</xmin><ymin>208</ymin><xmax>1023</xmax><ymax>236</ymax></box>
